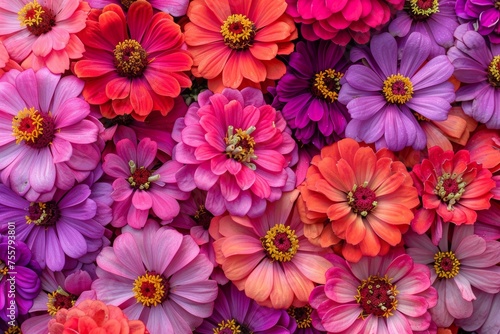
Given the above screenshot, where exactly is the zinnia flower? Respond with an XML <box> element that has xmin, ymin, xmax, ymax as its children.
<box><xmin>92</xmin><ymin>221</ymin><xmax>218</xmax><ymax>334</ymax></box>
<box><xmin>309</xmin><ymin>251</ymin><xmax>438</xmax><ymax>333</ymax></box>
<box><xmin>74</xmin><ymin>1</ymin><xmax>193</xmax><ymax>120</ymax></box>
<box><xmin>87</xmin><ymin>0</ymin><xmax>189</xmax><ymax>16</ymax></box>
<box><xmin>0</xmin><ymin>0</ymin><xmax>89</xmax><ymax>73</ymax></box>
<box><xmin>275</xmin><ymin>40</ymin><xmax>350</xmax><ymax>149</ymax></box>
<box><xmin>454</xmin><ymin>288</ymin><xmax>500</xmax><ymax>334</ymax></box>
<box><xmin>172</xmin><ymin>88</ymin><xmax>296</xmax><ymax>218</ymax></box>
<box><xmin>447</xmin><ymin>27</ymin><xmax>500</xmax><ymax>129</ymax></box>
<box><xmin>48</xmin><ymin>300</ymin><xmax>149</xmax><ymax>334</ymax></box>
<box><xmin>298</xmin><ymin>138</ymin><xmax>419</xmax><ymax>262</ymax></box>
<box><xmin>184</xmin><ymin>0</ymin><xmax>297</xmax><ymax>92</ymax></box>
<box><xmin>456</xmin><ymin>0</ymin><xmax>500</xmax><ymax>43</ymax></box>
<box><xmin>338</xmin><ymin>32</ymin><xmax>455</xmax><ymax>151</ymax></box>
<box><xmin>286</xmin><ymin>0</ymin><xmax>404</xmax><ymax>45</ymax></box>
<box><xmin>102</xmin><ymin>136</ymin><xmax>188</xmax><ymax>229</ymax></box>
<box><xmin>210</xmin><ymin>190</ymin><xmax>332</xmax><ymax>309</ymax></box>
<box><xmin>194</xmin><ymin>282</ymin><xmax>294</xmax><ymax>334</ymax></box>
<box><xmin>404</xmin><ymin>223</ymin><xmax>500</xmax><ymax>327</ymax></box>
<box><xmin>0</xmin><ymin>68</ymin><xmax>100</xmax><ymax>201</ymax></box>
<box><xmin>0</xmin><ymin>237</ymin><xmax>42</xmax><ymax>322</ymax></box>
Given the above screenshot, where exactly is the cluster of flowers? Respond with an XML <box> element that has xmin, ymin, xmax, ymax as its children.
<box><xmin>0</xmin><ymin>0</ymin><xmax>499</xmax><ymax>333</ymax></box>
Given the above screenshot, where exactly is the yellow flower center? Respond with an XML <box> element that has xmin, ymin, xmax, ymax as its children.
<box><xmin>18</xmin><ymin>0</ymin><xmax>55</xmax><ymax>36</ymax></box>
<box><xmin>213</xmin><ymin>319</ymin><xmax>251</xmax><ymax>334</ymax></box>
<box><xmin>261</xmin><ymin>224</ymin><xmax>299</xmax><ymax>262</ymax></box>
<box><xmin>132</xmin><ymin>272</ymin><xmax>168</xmax><ymax>307</ymax></box>
<box><xmin>312</xmin><ymin>69</ymin><xmax>344</xmax><ymax>103</ymax></box>
<box><xmin>220</xmin><ymin>14</ymin><xmax>256</xmax><ymax>50</ymax></box>
<box><xmin>382</xmin><ymin>74</ymin><xmax>414</xmax><ymax>104</ymax></box>
<box><xmin>0</xmin><ymin>260</ymin><xmax>9</xmax><ymax>277</ymax></box>
<box><xmin>488</xmin><ymin>55</ymin><xmax>500</xmax><ymax>87</ymax></box>
<box><xmin>413</xmin><ymin>111</ymin><xmax>430</xmax><ymax>122</ymax></box>
<box><xmin>407</xmin><ymin>0</ymin><xmax>439</xmax><ymax>20</ymax></box>
<box><xmin>127</xmin><ymin>161</ymin><xmax>159</xmax><ymax>190</ymax></box>
<box><xmin>434</xmin><ymin>251</ymin><xmax>460</xmax><ymax>279</ymax></box>
<box><xmin>355</xmin><ymin>275</ymin><xmax>398</xmax><ymax>319</ymax></box>
<box><xmin>4</xmin><ymin>326</ymin><xmax>22</xmax><ymax>334</ymax></box>
<box><xmin>25</xmin><ymin>201</ymin><xmax>59</xmax><ymax>227</ymax></box>
<box><xmin>47</xmin><ymin>287</ymin><xmax>76</xmax><ymax>316</ymax></box>
<box><xmin>287</xmin><ymin>305</ymin><xmax>313</xmax><ymax>329</ymax></box>
<box><xmin>12</xmin><ymin>107</ymin><xmax>56</xmax><ymax>148</ymax></box>
<box><xmin>113</xmin><ymin>39</ymin><xmax>149</xmax><ymax>78</ymax></box>
<box><xmin>224</xmin><ymin>125</ymin><xmax>257</xmax><ymax>170</ymax></box>
<box><xmin>434</xmin><ymin>172</ymin><xmax>466</xmax><ymax>211</ymax></box>
<box><xmin>347</xmin><ymin>182</ymin><xmax>378</xmax><ymax>217</ymax></box>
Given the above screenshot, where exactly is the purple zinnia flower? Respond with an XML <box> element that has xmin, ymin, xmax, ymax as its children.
<box><xmin>389</xmin><ymin>0</ymin><xmax>459</xmax><ymax>57</ymax></box>
<box><xmin>456</xmin><ymin>0</ymin><xmax>500</xmax><ymax>43</ymax></box>
<box><xmin>0</xmin><ymin>237</ymin><xmax>41</xmax><ymax>322</ymax></box>
<box><xmin>275</xmin><ymin>40</ymin><xmax>350</xmax><ymax>149</ymax></box>
<box><xmin>447</xmin><ymin>27</ymin><xmax>500</xmax><ymax>128</ymax></box>
<box><xmin>338</xmin><ymin>32</ymin><xmax>455</xmax><ymax>151</ymax></box>
<box><xmin>194</xmin><ymin>282</ymin><xmax>294</xmax><ymax>334</ymax></box>
<box><xmin>0</xmin><ymin>183</ymin><xmax>107</xmax><ymax>271</ymax></box>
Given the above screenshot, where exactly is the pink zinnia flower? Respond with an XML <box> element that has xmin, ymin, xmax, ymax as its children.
<box><xmin>211</xmin><ymin>190</ymin><xmax>332</xmax><ymax>309</ymax></box>
<box><xmin>0</xmin><ymin>0</ymin><xmax>90</xmax><ymax>74</ymax></box>
<box><xmin>92</xmin><ymin>221</ymin><xmax>218</xmax><ymax>334</ymax></box>
<box><xmin>309</xmin><ymin>251</ymin><xmax>438</xmax><ymax>333</ymax></box>
<box><xmin>172</xmin><ymin>88</ymin><xmax>296</xmax><ymax>217</ymax></box>
<box><xmin>405</xmin><ymin>223</ymin><xmax>500</xmax><ymax>327</ymax></box>
<box><xmin>0</xmin><ymin>41</ymin><xmax>22</xmax><ymax>77</ymax></box>
<box><xmin>0</xmin><ymin>68</ymin><xmax>100</xmax><ymax>201</ymax></box>
<box><xmin>102</xmin><ymin>136</ymin><xmax>188</xmax><ymax>229</ymax></box>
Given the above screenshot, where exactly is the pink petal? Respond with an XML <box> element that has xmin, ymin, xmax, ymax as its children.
<box><xmin>132</xmin><ymin>190</ymin><xmax>153</xmax><ymax>211</ymax></box>
<box><xmin>30</xmin><ymin>148</ymin><xmax>56</xmax><ymax>193</ymax></box>
<box><xmin>50</xmin><ymin>136</ymin><xmax>73</xmax><ymax>163</ymax></box>
<box><xmin>149</xmin><ymin>187</ymin><xmax>180</xmax><ymax>221</ymax></box>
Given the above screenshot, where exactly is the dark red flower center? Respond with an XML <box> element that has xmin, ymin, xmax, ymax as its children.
<box><xmin>407</xmin><ymin>0</ymin><xmax>439</xmax><ymax>20</ymax></box>
<box><xmin>225</xmin><ymin>126</ymin><xmax>257</xmax><ymax>169</ymax></box>
<box><xmin>348</xmin><ymin>185</ymin><xmax>377</xmax><ymax>216</ymax></box>
<box><xmin>47</xmin><ymin>287</ymin><xmax>76</xmax><ymax>315</ymax></box>
<box><xmin>221</xmin><ymin>14</ymin><xmax>256</xmax><ymax>50</ymax></box>
<box><xmin>12</xmin><ymin>107</ymin><xmax>56</xmax><ymax>148</ymax></box>
<box><xmin>114</xmin><ymin>39</ymin><xmax>149</xmax><ymax>78</ymax></box>
<box><xmin>287</xmin><ymin>305</ymin><xmax>313</xmax><ymax>329</ymax></box>
<box><xmin>434</xmin><ymin>173</ymin><xmax>466</xmax><ymax>210</ymax></box>
<box><xmin>194</xmin><ymin>205</ymin><xmax>214</xmax><ymax>230</ymax></box>
<box><xmin>434</xmin><ymin>251</ymin><xmax>460</xmax><ymax>279</ymax></box>
<box><xmin>120</xmin><ymin>0</ymin><xmax>137</xmax><ymax>9</ymax></box>
<box><xmin>311</xmin><ymin>69</ymin><xmax>344</xmax><ymax>103</ymax></box>
<box><xmin>355</xmin><ymin>275</ymin><xmax>398</xmax><ymax>318</ymax></box>
<box><xmin>18</xmin><ymin>1</ymin><xmax>56</xmax><ymax>36</ymax></box>
<box><xmin>133</xmin><ymin>271</ymin><xmax>169</xmax><ymax>307</ymax></box>
<box><xmin>127</xmin><ymin>161</ymin><xmax>159</xmax><ymax>190</ymax></box>
<box><xmin>382</xmin><ymin>74</ymin><xmax>414</xmax><ymax>104</ymax></box>
<box><xmin>26</xmin><ymin>201</ymin><xmax>59</xmax><ymax>227</ymax></box>
<box><xmin>261</xmin><ymin>224</ymin><xmax>299</xmax><ymax>262</ymax></box>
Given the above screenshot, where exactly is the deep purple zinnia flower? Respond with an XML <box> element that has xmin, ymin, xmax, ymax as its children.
<box><xmin>456</xmin><ymin>0</ymin><xmax>500</xmax><ymax>43</ymax></box>
<box><xmin>0</xmin><ymin>183</ymin><xmax>107</xmax><ymax>272</ymax></box>
<box><xmin>447</xmin><ymin>27</ymin><xmax>500</xmax><ymax>129</ymax></box>
<box><xmin>0</xmin><ymin>236</ymin><xmax>41</xmax><ymax>322</ymax></box>
<box><xmin>275</xmin><ymin>40</ymin><xmax>350</xmax><ymax>149</ymax></box>
<box><xmin>194</xmin><ymin>282</ymin><xmax>294</xmax><ymax>334</ymax></box>
<box><xmin>389</xmin><ymin>0</ymin><xmax>459</xmax><ymax>57</ymax></box>
<box><xmin>338</xmin><ymin>32</ymin><xmax>455</xmax><ymax>151</ymax></box>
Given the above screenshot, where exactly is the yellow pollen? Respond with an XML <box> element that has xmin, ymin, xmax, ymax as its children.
<box><xmin>25</xmin><ymin>202</ymin><xmax>47</xmax><ymax>225</ymax></box>
<box><xmin>225</xmin><ymin>125</ymin><xmax>257</xmax><ymax>170</ymax></box>
<box><xmin>287</xmin><ymin>305</ymin><xmax>313</xmax><ymax>329</ymax></box>
<box><xmin>114</xmin><ymin>39</ymin><xmax>149</xmax><ymax>77</ymax></box>
<box><xmin>413</xmin><ymin>111</ymin><xmax>430</xmax><ymax>122</ymax></box>
<box><xmin>220</xmin><ymin>14</ymin><xmax>255</xmax><ymax>50</ymax></box>
<box><xmin>4</xmin><ymin>326</ymin><xmax>22</xmax><ymax>334</ymax></box>
<box><xmin>382</xmin><ymin>74</ymin><xmax>414</xmax><ymax>104</ymax></box>
<box><xmin>433</xmin><ymin>172</ymin><xmax>466</xmax><ymax>211</ymax></box>
<box><xmin>12</xmin><ymin>107</ymin><xmax>44</xmax><ymax>144</ymax></box>
<box><xmin>47</xmin><ymin>287</ymin><xmax>75</xmax><ymax>316</ymax></box>
<box><xmin>312</xmin><ymin>69</ymin><xmax>344</xmax><ymax>103</ymax></box>
<box><xmin>18</xmin><ymin>0</ymin><xmax>44</xmax><ymax>27</ymax></box>
<box><xmin>488</xmin><ymin>55</ymin><xmax>500</xmax><ymax>87</ymax></box>
<box><xmin>355</xmin><ymin>275</ymin><xmax>398</xmax><ymax>319</ymax></box>
<box><xmin>213</xmin><ymin>319</ymin><xmax>243</xmax><ymax>334</ymax></box>
<box><xmin>0</xmin><ymin>261</ymin><xmax>8</xmax><ymax>276</ymax></box>
<box><xmin>261</xmin><ymin>224</ymin><xmax>299</xmax><ymax>262</ymax></box>
<box><xmin>434</xmin><ymin>251</ymin><xmax>460</xmax><ymax>279</ymax></box>
<box><xmin>408</xmin><ymin>0</ymin><xmax>439</xmax><ymax>18</ymax></box>
<box><xmin>132</xmin><ymin>273</ymin><xmax>166</xmax><ymax>307</ymax></box>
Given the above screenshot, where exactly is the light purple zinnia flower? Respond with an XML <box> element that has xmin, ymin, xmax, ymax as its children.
<box><xmin>456</xmin><ymin>0</ymin><xmax>500</xmax><ymax>43</ymax></box>
<box><xmin>447</xmin><ymin>27</ymin><xmax>500</xmax><ymax>128</ymax></box>
<box><xmin>405</xmin><ymin>223</ymin><xmax>500</xmax><ymax>327</ymax></box>
<box><xmin>455</xmin><ymin>287</ymin><xmax>500</xmax><ymax>334</ymax></box>
<box><xmin>275</xmin><ymin>40</ymin><xmax>350</xmax><ymax>149</ymax></box>
<box><xmin>389</xmin><ymin>0</ymin><xmax>459</xmax><ymax>57</ymax></box>
<box><xmin>194</xmin><ymin>282</ymin><xmax>294</xmax><ymax>334</ymax></box>
<box><xmin>338</xmin><ymin>32</ymin><xmax>455</xmax><ymax>151</ymax></box>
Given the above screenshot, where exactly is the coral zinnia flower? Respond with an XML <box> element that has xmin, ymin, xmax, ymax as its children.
<box><xmin>210</xmin><ymin>190</ymin><xmax>332</xmax><ymax>309</ymax></box>
<box><xmin>172</xmin><ymin>88</ymin><xmax>296</xmax><ymax>218</ymax></box>
<box><xmin>298</xmin><ymin>138</ymin><xmax>419</xmax><ymax>262</ymax></box>
<box><xmin>339</xmin><ymin>32</ymin><xmax>456</xmax><ymax>151</ymax></box>
<box><xmin>0</xmin><ymin>68</ymin><xmax>100</xmax><ymax>201</ymax></box>
<box><xmin>74</xmin><ymin>1</ymin><xmax>193</xmax><ymax>120</ymax></box>
<box><xmin>184</xmin><ymin>0</ymin><xmax>297</xmax><ymax>92</ymax></box>
<box><xmin>0</xmin><ymin>0</ymin><xmax>89</xmax><ymax>74</ymax></box>
<box><xmin>92</xmin><ymin>221</ymin><xmax>218</xmax><ymax>334</ymax></box>
<box><xmin>309</xmin><ymin>251</ymin><xmax>438</xmax><ymax>333</ymax></box>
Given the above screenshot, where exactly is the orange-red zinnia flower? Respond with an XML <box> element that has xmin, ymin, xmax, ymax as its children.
<box><xmin>184</xmin><ymin>0</ymin><xmax>297</xmax><ymax>92</ymax></box>
<box><xmin>298</xmin><ymin>138</ymin><xmax>420</xmax><ymax>262</ymax></box>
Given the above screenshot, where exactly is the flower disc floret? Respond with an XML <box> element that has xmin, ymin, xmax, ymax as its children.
<box><xmin>220</xmin><ymin>14</ymin><xmax>256</xmax><ymax>50</ymax></box>
<box><xmin>487</xmin><ymin>55</ymin><xmax>500</xmax><ymax>87</ymax></box>
<box><xmin>47</xmin><ymin>287</ymin><xmax>76</xmax><ymax>316</ymax></box>
<box><xmin>133</xmin><ymin>272</ymin><xmax>168</xmax><ymax>307</ymax></box>
<box><xmin>287</xmin><ymin>305</ymin><xmax>313</xmax><ymax>329</ymax></box>
<box><xmin>225</xmin><ymin>125</ymin><xmax>257</xmax><ymax>168</ymax></box>
<box><xmin>408</xmin><ymin>0</ymin><xmax>439</xmax><ymax>20</ymax></box>
<box><xmin>25</xmin><ymin>201</ymin><xmax>59</xmax><ymax>226</ymax></box>
<box><xmin>347</xmin><ymin>183</ymin><xmax>378</xmax><ymax>217</ymax></box>
<box><xmin>214</xmin><ymin>319</ymin><xmax>242</xmax><ymax>334</ymax></box>
<box><xmin>114</xmin><ymin>39</ymin><xmax>149</xmax><ymax>78</ymax></box>
<box><xmin>434</xmin><ymin>251</ymin><xmax>460</xmax><ymax>279</ymax></box>
<box><xmin>17</xmin><ymin>0</ymin><xmax>55</xmax><ymax>36</ymax></box>
<box><xmin>12</xmin><ymin>107</ymin><xmax>55</xmax><ymax>148</ymax></box>
<box><xmin>311</xmin><ymin>69</ymin><xmax>343</xmax><ymax>103</ymax></box>
<box><xmin>434</xmin><ymin>173</ymin><xmax>466</xmax><ymax>210</ymax></box>
<box><xmin>355</xmin><ymin>275</ymin><xmax>398</xmax><ymax>319</ymax></box>
<box><xmin>382</xmin><ymin>74</ymin><xmax>414</xmax><ymax>104</ymax></box>
<box><xmin>261</xmin><ymin>223</ymin><xmax>299</xmax><ymax>262</ymax></box>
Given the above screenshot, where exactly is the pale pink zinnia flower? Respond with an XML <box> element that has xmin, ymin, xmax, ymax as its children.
<box><xmin>405</xmin><ymin>223</ymin><xmax>500</xmax><ymax>327</ymax></box>
<box><xmin>309</xmin><ymin>251</ymin><xmax>438</xmax><ymax>333</ymax></box>
<box><xmin>172</xmin><ymin>87</ymin><xmax>296</xmax><ymax>217</ymax></box>
<box><xmin>0</xmin><ymin>0</ymin><xmax>90</xmax><ymax>74</ymax></box>
<box><xmin>92</xmin><ymin>221</ymin><xmax>218</xmax><ymax>334</ymax></box>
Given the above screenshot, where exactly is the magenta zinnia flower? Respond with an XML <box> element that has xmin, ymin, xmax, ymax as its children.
<box><xmin>405</xmin><ymin>223</ymin><xmax>500</xmax><ymax>327</ymax></box>
<box><xmin>172</xmin><ymin>88</ymin><xmax>296</xmax><ymax>217</ymax></box>
<box><xmin>309</xmin><ymin>251</ymin><xmax>437</xmax><ymax>333</ymax></box>
<box><xmin>0</xmin><ymin>68</ymin><xmax>100</xmax><ymax>201</ymax></box>
<box><xmin>92</xmin><ymin>221</ymin><xmax>218</xmax><ymax>334</ymax></box>
<box><xmin>102</xmin><ymin>136</ymin><xmax>188</xmax><ymax>229</ymax></box>
<box><xmin>338</xmin><ymin>32</ymin><xmax>455</xmax><ymax>151</ymax></box>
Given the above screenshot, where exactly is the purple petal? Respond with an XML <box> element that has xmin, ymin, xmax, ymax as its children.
<box><xmin>370</xmin><ymin>33</ymin><xmax>398</xmax><ymax>77</ymax></box>
<box><xmin>400</xmin><ymin>32</ymin><xmax>431</xmax><ymax>78</ymax></box>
